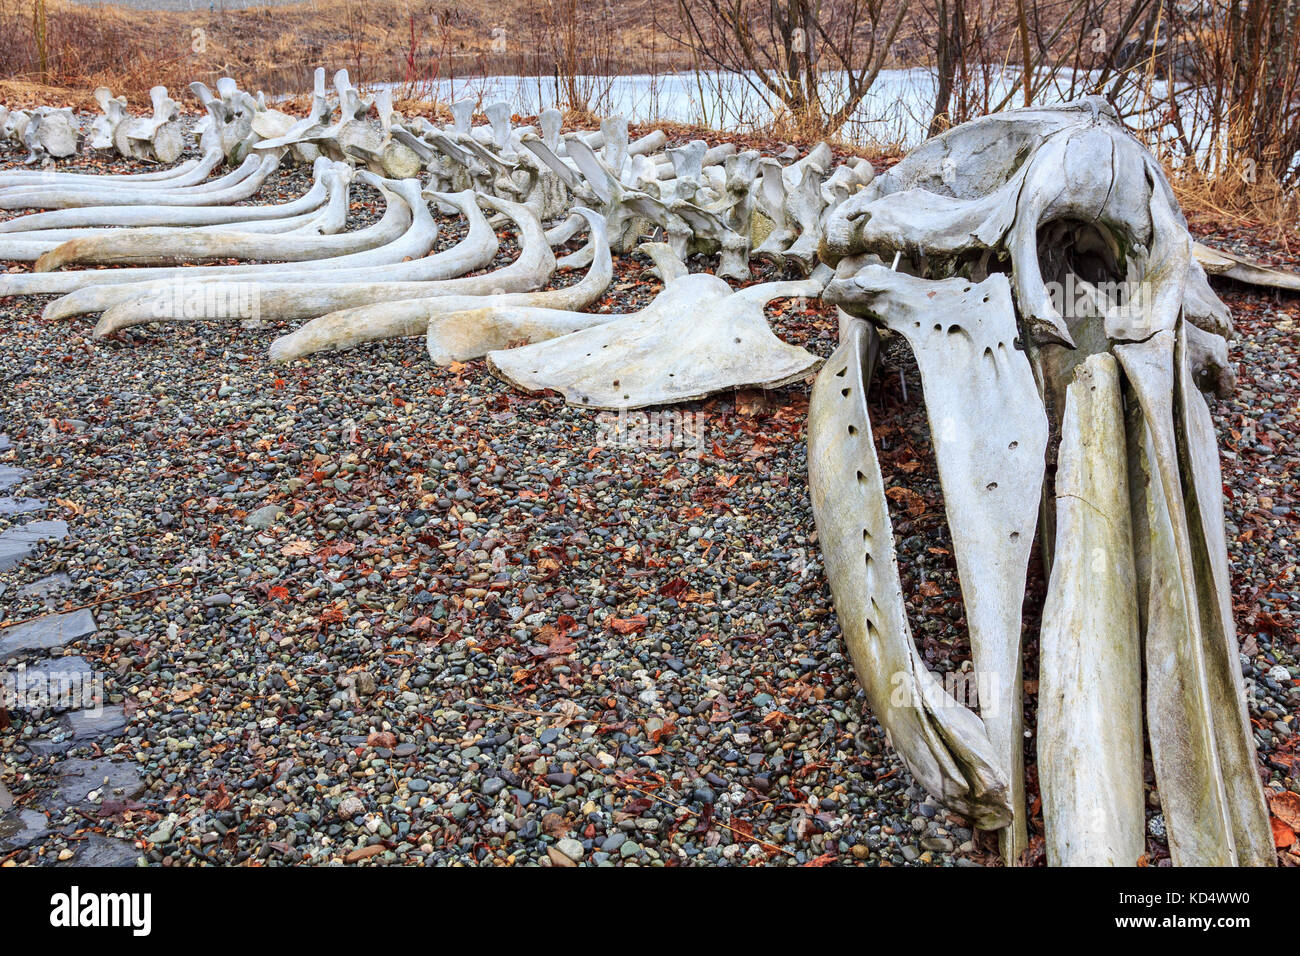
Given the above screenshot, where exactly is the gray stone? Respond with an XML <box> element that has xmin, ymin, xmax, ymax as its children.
<box><xmin>46</xmin><ymin>757</ymin><xmax>145</xmax><ymax>810</ymax></box>
<box><xmin>0</xmin><ymin>519</ymin><xmax>69</xmax><ymax>571</ymax></box>
<box><xmin>0</xmin><ymin>808</ymin><xmax>49</xmax><ymax>851</ymax></box>
<box><xmin>62</xmin><ymin>704</ymin><xmax>127</xmax><ymax>739</ymax></box>
<box><xmin>55</xmin><ymin>834</ymin><xmax>141</xmax><ymax>867</ymax></box>
<box><xmin>26</xmin><ymin>737</ymin><xmax>75</xmax><ymax>757</ymax></box>
<box><xmin>555</xmin><ymin>836</ymin><xmax>585</xmax><ymax>862</ymax></box>
<box><xmin>246</xmin><ymin>504</ymin><xmax>284</xmax><ymax>530</ymax></box>
<box><xmin>0</xmin><ymin>608</ymin><xmax>97</xmax><ymax>661</ymax></box>
<box><xmin>1</xmin><ymin>656</ymin><xmax>96</xmax><ymax>711</ymax></box>
<box><xmin>0</xmin><ymin>464</ymin><xmax>27</xmax><ymax>492</ymax></box>
<box><xmin>0</xmin><ymin>497</ymin><xmax>44</xmax><ymax>516</ymax></box>
<box><xmin>19</xmin><ymin>573</ymin><xmax>71</xmax><ymax>598</ymax></box>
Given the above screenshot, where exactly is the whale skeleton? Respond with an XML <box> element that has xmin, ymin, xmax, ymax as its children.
<box><xmin>267</xmin><ymin>206</ymin><xmax>613</xmax><ymax>362</ymax></box>
<box><xmin>14</xmin><ymin>173</ymin><xmax>436</xmax><ymax>310</ymax></box>
<box><xmin>0</xmin><ymin>161</ymin><xmax>354</xmax><ymax>263</ymax></box>
<box><xmin>87</xmin><ymin>193</ymin><xmax>554</xmax><ymax>334</ymax></box>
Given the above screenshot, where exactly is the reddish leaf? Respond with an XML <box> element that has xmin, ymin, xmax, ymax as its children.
<box><xmin>610</xmin><ymin>615</ymin><xmax>648</xmax><ymax>634</ymax></box>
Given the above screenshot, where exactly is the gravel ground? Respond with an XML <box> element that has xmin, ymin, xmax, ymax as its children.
<box><xmin>0</xmin><ymin>128</ymin><xmax>1295</xmax><ymax>867</ymax></box>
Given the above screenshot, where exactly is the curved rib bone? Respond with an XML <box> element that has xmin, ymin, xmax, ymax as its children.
<box><xmin>87</xmin><ymin>190</ymin><xmax>517</xmax><ymax>333</ymax></box>
<box><xmin>33</xmin><ymin>165</ymin><xmax>366</xmax><ymax>271</ymax></box>
<box><xmin>0</xmin><ymin>149</ymin><xmax>283</xmax><ymax>211</ymax></box>
<box><xmin>0</xmin><ymin>148</ymin><xmax>222</xmax><ymax>192</ymax></box>
<box><xmin>0</xmin><ymin>156</ymin><xmax>324</xmax><ymax>235</ymax></box>
<box><xmin>267</xmin><ymin>207</ymin><xmax>611</xmax><ymax>363</ymax></box>
<box><xmin>29</xmin><ymin>174</ymin><xmax>435</xmax><ymax>312</ymax></box>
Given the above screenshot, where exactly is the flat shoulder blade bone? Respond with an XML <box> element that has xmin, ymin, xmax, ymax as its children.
<box><xmin>487</xmin><ymin>272</ymin><xmax>823</xmax><ymax>409</ymax></box>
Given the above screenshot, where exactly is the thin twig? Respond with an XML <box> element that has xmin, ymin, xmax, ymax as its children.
<box><xmin>0</xmin><ymin>581</ymin><xmax>185</xmax><ymax>631</ymax></box>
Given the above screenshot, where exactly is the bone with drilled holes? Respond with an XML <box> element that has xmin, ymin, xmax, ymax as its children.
<box><xmin>0</xmin><ymin>84</ymin><xmax>1291</xmax><ymax>871</ymax></box>
<box><xmin>488</xmin><ymin>254</ymin><xmax>829</xmax><ymax>409</ymax></box>
<box><xmin>821</xmin><ymin>97</ymin><xmax>1274</xmax><ymax>867</ymax></box>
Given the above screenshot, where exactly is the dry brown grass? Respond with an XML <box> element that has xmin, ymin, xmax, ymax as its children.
<box><xmin>0</xmin><ymin>0</ymin><xmax>689</xmax><ymax>104</ymax></box>
<box><xmin>1171</xmin><ymin>166</ymin><xmax>1300</xmax><ymax>252</ymax></box>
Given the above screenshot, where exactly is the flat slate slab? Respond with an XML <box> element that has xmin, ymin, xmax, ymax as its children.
<box><xmin>54</xmin><ymin>834</ymin><xmax>141</xmax><ymax>867</ymax></box>
<box><xmin>0</xmin><ymin>497</ymin><xmax>44</xmax><ymax>517</ymax></box>
<box><xmin>62</xmin><ymin>705</ymin><xmax>127</xmax><ymax>740</ymax></box>
<box><xmin>0</xmin><ymin>519</ymin><xmax>69</xmax><ymax>571</ymax></box>
<box><xmin>0</xmin><ymin>808</ymin><xmax>49</xmax><ymax>852</ymax></box>
<box><xmin>1</xmin><ymin>656</ymin><xmax>97</xmax><ymax>712</ymax></box>
<box><xmin>0</xmin><ymin>608</ymin><xmax>97</xmax><ymax>661</ymax></box>
<box><xmin>19</xmin><ymin>573</ymin><xmax>72</xmax><ymax>598</ymax></box>
<box><xmin>0</xmin><ymin>464</ymin><xmax>27</xmax><ymax>492</ymax></box>
<box><xmin>45</xmin><ymin>757</ymin><xmax>145</xmax><ymax>811</ymax></box>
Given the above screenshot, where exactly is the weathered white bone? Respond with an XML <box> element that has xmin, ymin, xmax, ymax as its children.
<box><xmin>20</xmin><ymin>107</ymin><xmax>79</xmax><ymax>163</ymax></box>
<box><xmin>87</xmin><ymin>87</ymin><xmax>128</xmax><ymax>152</ymax></box>
<box><xmin>113</xmin><ymin>86</ymin><xmax>184</xmax><ymax>164</ymax></box>
<box><xmin>0</xmin><ymin>149</ymin><xmax>284</xmax><ymax>210</ymax></box>
<box><xmin>825</xmin><ymin>266</ymin><xmax>1048</xmax><ymax>862</ymax></box>
<box><xmin>1193</xmin><ymin>242</ymin><xmax>1300</xmax><ymax>293</ymax></box>
<box><xmin>488</xmin><ymin>266</ymin><xmax>829</xmax><ymax>409</ymax></box>
<box><xmin>0</xmin><ymin>149</ymin><xmax>251</xmax><ymax>207</ymax></box>
<box><xmin>1037</xmin><ymin>352</ymin><xmax>1144</xmax><ymax>867</ymax></box>
<box><xmin>807</xmin><ymin>317</ymin><xmax>1012</xmax><ymax>827</ymax></box>
<box><xmin>0</xmin><ymin>189</ymin><xmax>343</xmax><ymax>262</ymax></box>
<box><xmin>86</xmin><ymin>191</ymin><xmax>520</xmax><ymax>332</ymax></box>
<box><xmin>0</xmin><ymin>148</ymin><xmax>220</xmax><ymax>192</ymax></box>
<box><xmin>30</xmin><ymin>173</ymin><xmax>434</xmax><ymax>311</ymax></box>
<box><xmin>0</xmin><ymin>157</ymin><xmax>324</xmax><ymax>234</ymax></box>
<box><xmin>1115</xmin><ymin>330</ymin><xmax>1273</xmax><ymax>866</ymax></box>
<box><xmin>6</xmin><ymin>160</ymin><xmax>350</xmax><ymax>263</ymax></box>
<box><xmin>33</xmin><ymin>164</ymin><xmax>361</xmax><ymax>270</ymax></box>
<box><xmin>253</xmin><ymin>68</ymin><xmax>332</xmax><ymax>157</ymax></box>
<box><xmin>266</xmin><ymin>208</ymin><xmax>610</xmax><ymax>362</ymax></box>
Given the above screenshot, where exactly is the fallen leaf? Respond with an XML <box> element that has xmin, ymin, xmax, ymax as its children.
<box><xmin>1269</xmin><ymin>790</ymin><xmax>1300</xmax><ymax>830</ymax></box>
<box><xmin>885</xmin><ymin>486</ymin><xmax>927</xmax><ymax>517</ymax></box>
<box><xmin>1271</xmin><ymin>817</ymin><xmax>1296</xmax><ymax>849</ymax></box>
<box><xmin>609</xmin><ymin>615</ymin><xmax>648</xmax><ymax>634</ymax></box>
<box><xmin>346</xmin><ymin>844</ymin><xmax>386</xmax><ymax>863</ymax></box>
